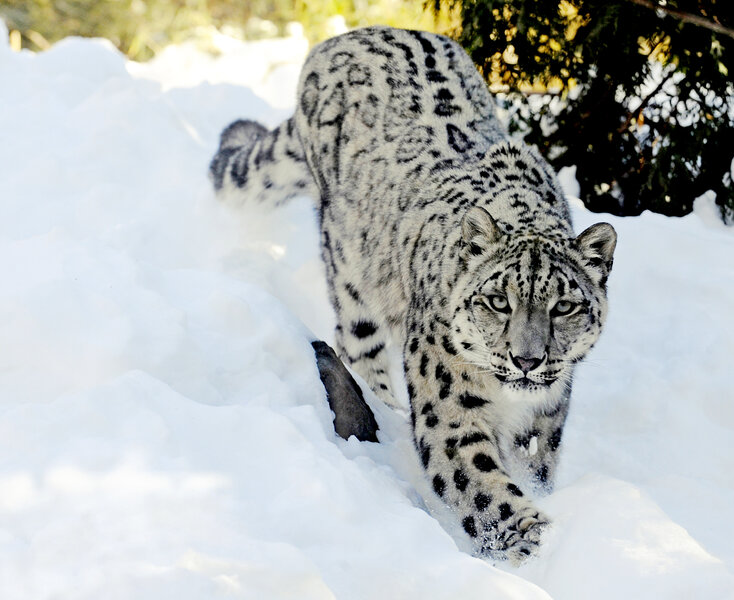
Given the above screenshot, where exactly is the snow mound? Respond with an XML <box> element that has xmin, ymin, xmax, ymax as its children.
<box><xmin>1</xmin><ymin>28</ymin><xmax>733</xmax><ymax>599</ymax></box>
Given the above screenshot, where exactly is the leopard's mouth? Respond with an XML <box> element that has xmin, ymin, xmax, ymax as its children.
<box><xmin>495</xmin><ymin>374</ymin><xmax>557</xmax><ymax>388</ymax></box>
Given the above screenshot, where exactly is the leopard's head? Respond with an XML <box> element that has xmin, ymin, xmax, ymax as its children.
<box><xmin>450</xmin><ymin>206</ymin><xmax>616</xmax><ymax>399</ymax></box>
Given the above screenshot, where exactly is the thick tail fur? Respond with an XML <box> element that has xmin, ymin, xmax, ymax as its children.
<box><xmin>209</xmin><ymin>118</ymin><xmax>318</xmax><ymax>207</ymax></box>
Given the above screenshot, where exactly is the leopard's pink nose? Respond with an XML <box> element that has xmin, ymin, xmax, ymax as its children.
<box><xmin>510</xmin><ymin>354</ymin><xmax>544</xmax><ymax>374</ymax></box>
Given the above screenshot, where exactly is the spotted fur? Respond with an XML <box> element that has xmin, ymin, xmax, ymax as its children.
<box><xmin>210</xmin><ymin>26</ymin><xmax>616</xmax><ymax>563</ymax></box>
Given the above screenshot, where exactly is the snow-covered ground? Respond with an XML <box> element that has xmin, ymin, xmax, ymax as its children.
<box><xmin>1</xmin><ymin>22</ymin><xmax>734</xmax><ymax>599</ymax></box>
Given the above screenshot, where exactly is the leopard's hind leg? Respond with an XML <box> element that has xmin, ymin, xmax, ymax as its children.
<box><xmin>335</xmin><ymin>314</ymin><xmax>401</xmax><ymax>409</ymax></box>
<box><xmin>321</xmin><ymin>243</ymin><xmax>401</xmax><ymax>409</ymax></box>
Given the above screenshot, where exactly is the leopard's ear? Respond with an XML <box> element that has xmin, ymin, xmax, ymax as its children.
<box><xmin>576</xmin><ymin>222</ymin><xmax>617</xmax><ymax>273</ymax></box>
<box><xmin>461</xmin><ymin>206</ymin><xmax>502</xmax><ymax>257</ymax></box>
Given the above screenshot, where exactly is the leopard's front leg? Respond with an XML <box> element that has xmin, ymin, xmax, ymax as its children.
<box><xmin>405</xmin><ymin>345</ymin><xmax>550</xmax><ymax>563</ymax></box>
<box><xmin>511</xmin><ymin>388</ymin><xmax>571</xmax><ymax>495</ymax></box>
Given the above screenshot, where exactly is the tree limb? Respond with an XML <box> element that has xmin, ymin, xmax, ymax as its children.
<box><xmin>617</xmin><ymin>68</ymin><xmax>677</xmax><ymax>133</ymax></box>
<box><xmin>624</xmin><ymin>0</ymin><xmax>734</xmax><ymax>40</ymax></box>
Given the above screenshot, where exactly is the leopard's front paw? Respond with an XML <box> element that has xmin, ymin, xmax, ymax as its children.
<box><xmin>483</xmin><ymin>507</ymin><xmax>550</xmax><ymax>565</ymax></box>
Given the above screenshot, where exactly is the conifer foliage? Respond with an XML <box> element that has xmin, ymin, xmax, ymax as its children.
<box><xmin>440</xmin><ymin>0</ymin><xmax>733</xmax><ymax>222</ymax></box>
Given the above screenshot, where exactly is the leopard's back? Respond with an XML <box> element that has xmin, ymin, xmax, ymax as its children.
<box><xmin>294</xmin><ymin>27</ymin><xmax>506</xmax><ymax>204</ymax></box>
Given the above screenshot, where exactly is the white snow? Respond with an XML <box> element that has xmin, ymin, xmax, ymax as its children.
<box><xmin>1</xmin><ymin>27</ymin><xmax>734</xmax><ymax>600</ymax></box>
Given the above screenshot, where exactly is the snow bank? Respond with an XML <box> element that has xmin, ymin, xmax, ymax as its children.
<box><xmin>1</xmin><ymin>27</ymin><xmax>733</xmax><ymax>599</ymax></box>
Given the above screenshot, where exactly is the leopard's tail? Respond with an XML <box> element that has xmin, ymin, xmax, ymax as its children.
<box><xmin>209</xmin><ymin>117</ymin><xmax>318</xmax><ymax>208</ymax></box>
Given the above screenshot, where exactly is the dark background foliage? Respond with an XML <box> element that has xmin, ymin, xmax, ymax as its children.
<box><xmin>439</xmin><ymin>0</ymin><xmax>733</xmax><ymax>222</ymax></box>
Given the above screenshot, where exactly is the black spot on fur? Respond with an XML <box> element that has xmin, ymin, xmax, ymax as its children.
<box><xmin>411</xmin><ymin>31</ymin><xmax>436</xmax><ymax>55</ymax></box>
<box><xmin>347</xmin><ymin>63</ymin><xmax>371</xmax><ymax>85</ymax></box>
<box><xmin>427</xmin><ymin>70</ymin><xmax>447</xmax><ymax>83</ymax></box>
<box><xmin>435</xmin><ymin>363</ymin><xmax>445</xmax><ymax>381</ymax></box>
<box><xmin>549</xmin><ymin>427</ymin><xmax>563</xmax><ymax>451</ymax></box>
<box><xmin>351</xmin><ymin>320</ymin><xmax>377</xmax><ymax>339</ymax></box>
<box><xmin>498</xmin><ymin>502</ymin><xmax>514</xmax><ymax>521</ymax></box>
<box><xmin>300</xmin><ymin>72</ymin><xmax>320</xmax><ymax>124</ymax></box>
<box><xmin>459</xmin><ymin>393</ymin><xmax>489</xmax><ymax>409</ymax></box>
<box><xmin>507</xmin><ymin>483</ymin><xmax>524</xmax><ymax>497</ymax></box>
<box><xmin>420</xmin><ymin>354</ymin><xmax>429</xmax><ymax>377</ymax></box>
<box><xmin>434</xmin><ymin>88</ymin><xmax>461</xmax><ymax>117</ymax></box>
<box><xmin>420</xmin><ymin>440</ymin><xmax>431</xmax><ymax>468</ymax></box>
<box><xmin>363</xmin><ymin>343</ymin><xmax>384</xmax><ymax>359</ymax></box>
<box><xmin>444</xmin><ymin>437</ymin><xmax>458</xmax><ymax>460</ymax></box>
<box><xmin>536</xmin><ymin>464</ymin><xmax>549</xmax><ymax>484</ymax></box>
<box><xmin>474</xmin><ymin>492</ymin><xmax>492</xmax><ymax>511</ymax></box>
<box><xmin>433</xmin><ymin>363</ymin><xmax>453</xmax><ymax>399</ymax></box>
<box><xmin>408</xmin><ymin>338</ymin><xmax>419</xmax><ymax>354</ymax></box>
<box><xmin>454</xmin><ymin>468</ymin><xmax>469</xmax><ymax>492</ymax></box>
<box><xmin>459</xmin><ymin>432</ymin><xmax>489</xmax><ymax>447</ymax></box>
<box><xmin>462</xmin><ymin>516</ymin><xmax>478</xmax><ymax>537</ymax></box>
<box><xmin>441</xmin><ymin>335</ymin><xmax>458</xmax><ymax>355</ymax></box>
<box><xmin>433</xmin><ymin>475</ymin><xmax>446</xmax><ymax>497</ymax></box>
<box><xmin>473</xmin><ymin>453</ymin><xmax>498</xmax><ymax>472</ymax></box>
<box><xmin>447</xmin><ymin>123</ymin><xmax>474</xmax><ymax>153</ymax></box>
<box><xmin>426</xmin><ymin>414</ymin><xmax>439</xmax><ymax>428</ymax></box>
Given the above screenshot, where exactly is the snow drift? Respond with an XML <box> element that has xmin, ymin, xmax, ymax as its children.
<box><xmin>1</xmin><ymin>23</ymin><xmax>733</xmax><ymax>599</ymax></box>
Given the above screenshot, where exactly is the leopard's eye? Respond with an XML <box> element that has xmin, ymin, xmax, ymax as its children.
<box><xmin>473</xmin><ymin>294</ymin><xmax>511</xmax><ymax>314</ymax></box>
<box><xmin>551</xmin><ymin>300</ymin><xmax>577</xmax><ymax>317</ymax></box>
<box><xmin>473</xmin><ymin>294</ymin><xmax>511</xmax><ymax>315</ymax></box>
<box><xmin>488</xmin><ymin>295</ymin><xmax>510</xmax><ymax>312</ymax></box>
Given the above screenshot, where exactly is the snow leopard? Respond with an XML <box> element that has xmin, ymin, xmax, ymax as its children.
<box><xmin>210</xmin><ymin>26</ymin><xmax>616</xmax><ymax>563</ymax></box>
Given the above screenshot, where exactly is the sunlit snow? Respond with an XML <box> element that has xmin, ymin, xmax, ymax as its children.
<box><xmin>1</xmin><ymin>21</ymin><xmax>733</xmax><ymax>599</ymax></box>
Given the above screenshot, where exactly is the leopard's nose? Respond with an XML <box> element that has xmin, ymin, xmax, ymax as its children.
<box><xmin>510</xmin><ymin>353</ymin><xmax>544</xmax><ymax>374</ymax></box>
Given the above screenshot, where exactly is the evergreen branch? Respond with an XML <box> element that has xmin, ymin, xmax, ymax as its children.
<box><xmin>617</xmin><ymin>68</ymin><xmax>677</xmax><ymax>133</ymax></box>
<box><xmin>624</xmin><ymin>0</ymin><xmax>734</xmax><ymax>39</ymax></box>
